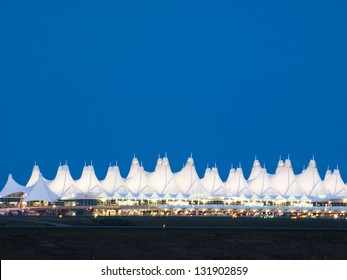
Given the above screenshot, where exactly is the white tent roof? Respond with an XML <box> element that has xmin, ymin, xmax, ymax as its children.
<box><xmin>248</xmin><ymin>159</ymin><xmax>262</xmax><ymax>180</ymax></box>
<box><xmin>296</xmin><ymin>159</ymin><xmax>327</xmax><ymax>199</ymax></box>
<box><xmin>101</xmin><ymin>165</ymin><xmax>129</xmax><ymax>198</ymax></box>
<box><xmin>201</xmin><ymin>166</ymin><xmax>226</xmax><ymax>197</ymax></box>
<box><xmin>148</xmin><ymin>157</ymin><xmax>183</xmax><ymax>199</ymax></box>
<box><xmin>324</xmin><ymin>168</ymin><xmax>347</xmax><ymax>197</ymax></box>
<box><xmin>275</xmin><ymin>159</ymin><xmax>284</xmax><ymax>174</ymax></box>
<box><xmin>271</xmin><ymin>159</ymin><xmax>305</xmax><ymax>198</ymax></box>
<box><xmin>204</xmin><ymin>167</ymin><xmax>211</xmax><ymax>177</ymax></box>
<box><xmin>49</xmin><ymin>165</ymin><xmax>81</xmax><ymax>199</ymax></box>
<box><xmin>115</xmin><ymin>190</ymin><xmax>134</xmax><ymax>200</ymax></box>
<box><xmin>238</xmin><ymin>193</ymin><xmax>250</xmax><ymax>200</ymax></box>
<box><xmin>274</xmin><ymin>194</ymin><xmax>287</xmax><ymax>201</ymax></box>
<box><xmin>0</xmin><ymin>174</ymin><xmax>27</xmax><ymax>197</ymax></box>
<box><xmin>127</xmin><ymin>157</ymin><xmax>140</xmax><ymax>179</ymax></box>
<box><xmin>26</xmin><ymin>164</ymin><xmax>50</xmax><ymax>187</ymax></box>
<box><xmin>324</xmin><ymin>169</ymin><xmax>332</xmax><ymax>180</ymax></box>
<box><xmin>174</xmin><ymin>157</ymin><xmax>204</xmax><ymax>198</ymax></box>
<box><xmin>24</xmin><ymin>175</ymin><xmax>59</xmax><ymax>202</ymax></box>
<box><xmin>224</xmin><ymin>167</ymin><xmax>251</xmax><ymax>197</ymax></box>
<box><xmin>54</xmin><ymin>164</ymin><xmax>64</xmax><ymax>180</ymax></box>
<box><xmin>250</xmin><ymin>193</ymin><xmax>260</xmax><ymax>200</ymax></box>
<box><xmin>226</xmin><ymin>167</ymin><xmax>236</xmax><ymax>181</ymax></box>
<box><xmin>300</xmin><ymin>194</ymin><xmax>312</xmax><ymax>202</ymax></box>
<box><xmin>75</xmin><ymin>165</ymin><xmax>104</xmax><ymax>195</ymax></box>
<box><xmin>262</xmin><ymin>194</ymin><xmax>273</xmax><ymax>201</ymax></box>
<box><xmin>3</xmin><ymin>156</ymin><xmax>344</xmax><ymax>202</ymax></box>
<box><xmin>155</xmin><ymin>157</ymin><xmax>163</xmax><ymax>171</ymax></box>
<box><xmin>248</xmin><ymin>168</ymin><xmax>279</xmax><ymax>198</ymax></box>
<box><xmin>287</xmin><ymin>194</ymin><xmax>299</xmax><ymax>202</ymax></box>
<box><xmin>125</xmin><ymin>166</ymin><xmax>156</xmax><ymax>198</ymax></box>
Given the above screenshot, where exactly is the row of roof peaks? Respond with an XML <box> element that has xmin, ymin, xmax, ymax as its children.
<box><xmin>0</xmin><ymin>156</ymin><xmax>345</xmax><ymax>202</ymax></box>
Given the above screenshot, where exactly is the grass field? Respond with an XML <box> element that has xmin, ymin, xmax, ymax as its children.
<box><xmin>1</xmin><ymin>216</ymin><xmax>347</xmax><ymax>260</ymax></box>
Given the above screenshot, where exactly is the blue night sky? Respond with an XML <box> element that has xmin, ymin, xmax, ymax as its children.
<box><xmin>0</xmin><ymin>1</ymin><xmax>346</xmax><ymax>186</ymax></box>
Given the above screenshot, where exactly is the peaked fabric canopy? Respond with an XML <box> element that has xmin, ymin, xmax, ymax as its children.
<box><xmin>26</xmin><ymin>164</ymin><xmax>50</xmax><ymax>187</ymax></box>
<box><xmin>101</xmin><ymin>165</ymin><xmax>129</xmax><ymax>198</ymax></box>
<box><xmin>0</xmin><ymin>174</ymin><xmax>27</xmax><ymax>197</ymax></box>
<box><xmin>201</xmin><ymin>167</ymin><xmax>226</xmax><ymax>197</ymax></box>
<box><xmin>127</xmin><ymin>157</ymin><xmax>140</xmax><ymax>179</ymax></box>
<box><xmin>248</xmin><ymin>168</ymin><xmax>278</xmax><ymax>198</ymax></box>
<box><xmin>296</xmin><ymin>159</ymin><xmax>327</xmax><ymax>199</ymax></box>
<box><xmin>225</xmin><ymin>167</ymin><xmax>250</xmax><ymax>197</ymax></box>
<box><xmin>204</xmin><ymin>167</ymin><xmax>211</xmax><ymax>177</ymax></box>
<box><xmin>75</xmin><ymin>165</ymin><xmax>104</xmax><ymax>196</ymax></box>
<box><xmin>271</xmin><ymin>159</ymin><xmax>305</xmax><ymax>198</ymax></box>
<box><xmin>324</xmin><ymin>169</ymin><xmax>332</xmax><ymax>180</ymax></box>
<box><xmin>248</xmin><ymin>159</ymin><xmax>262</xmax><ymax>180</ymax></box>
<box><xmin>275</xmin><ymin>159</ymin><xmax>284</xmax><ymax>174</ymax></box>
<box><xmin>155</xmin><ymin>157</ymin><xmax>163</xmax><ymax>171</ymax></box>
<box><xmin>24</xmin><ymin>175</ymin><xmax>59</xmax><ymax>202</ymax></box>
<box><xmin>49</xmin><ymin>165</ymin><xmax>81</xmax><ymax>199</ymax></box>
<box><xmin>324</xmin><ymin>169</ymin><xmax>347</xmax><ymax>197</ymax></box>
<box><xmin>126</xmin><ymin>166</ymin><xmax>156</xmax><ymax>198</ymax></box>
<box><xmin>1</xmin><ymin>156</ymin><xmax>346</xmax><ymax>202</ymax></box>
<box><xmin>226</xmin><ymin>167</ymin><xmax>236</xmax><ymax>181</ymax></box>
<box><xmin>174</xmin><ymin>157</ymin><xmax>204</xmax><ymax>199</ymax></box>
<box><xmin>148</xmin><ymin>157</ymin><xmax>183</xmax><ymax>199</ymax></box>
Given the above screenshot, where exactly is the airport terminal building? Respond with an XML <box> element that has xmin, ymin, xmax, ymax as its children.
<box><xmin>1</xmin><ymin>156</ymin><xmax>347</xmax><ymax>218</ymax></box>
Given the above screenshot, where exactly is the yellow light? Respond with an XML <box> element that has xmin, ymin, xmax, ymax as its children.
<box><xmin>290</xmin><ymin>216</ymin><xmax>297</xmax><ymax>219</ymax></box>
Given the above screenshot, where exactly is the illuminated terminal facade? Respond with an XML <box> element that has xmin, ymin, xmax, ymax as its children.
<box><xmin>1</xmin><ymin>156</ymin><xmax>347</xmax><ymax>218</ymax></box>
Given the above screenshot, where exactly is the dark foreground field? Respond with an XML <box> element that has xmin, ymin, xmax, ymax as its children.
<box><xmin>1</xmin><ymin>216</ymin><xmax>347</xmax><ymax>259</ymax></box>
